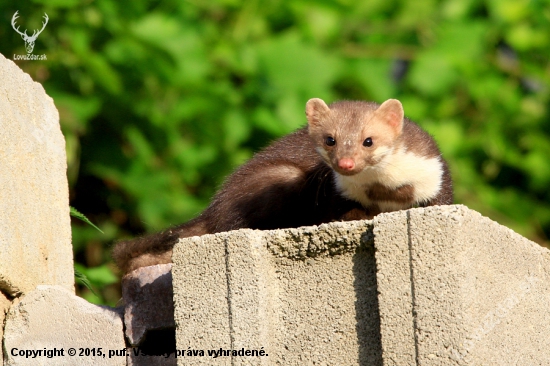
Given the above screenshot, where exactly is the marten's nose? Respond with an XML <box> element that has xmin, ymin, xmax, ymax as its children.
<box><xmin>338</xmin><ymin>158</ymin><xmax>355</xmax><ymax>171</ymax></box>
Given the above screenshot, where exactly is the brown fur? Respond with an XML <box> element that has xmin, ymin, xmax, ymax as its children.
<box><xmin>367</xmin><ymin>183</ymin><xmax>415</xmax><ymax>203</ymax></box>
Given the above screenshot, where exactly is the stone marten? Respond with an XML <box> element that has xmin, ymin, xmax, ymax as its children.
<box><xmin>112</xmin><ymin>98</ymin><xmax>452</xmax><ymax>273</ymax></box>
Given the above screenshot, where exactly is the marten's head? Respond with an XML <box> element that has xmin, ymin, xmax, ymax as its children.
<box><xmin>306</xmin><ymin>98</ymin><xmax>404</xmax><ymax>176</ymax></box>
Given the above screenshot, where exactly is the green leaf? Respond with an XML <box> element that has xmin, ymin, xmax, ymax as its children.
<box><xmin>70</xmin><ymin>207</ymin><xmax>104</xmax><ymax>233</ymax></box>
<box><xmin>74</xmin><ymin>267</ymin><xmax>98</xmax><ymax>297</ymax></box>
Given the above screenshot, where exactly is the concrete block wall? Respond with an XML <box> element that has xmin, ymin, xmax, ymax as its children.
<box><xmin>375</xmin><ymin>205</ymin><xmax>550</xmax><ymax>365</ymax></box>
<box><xmin>0</xmin><ymin>53</ymin><xmax>126</xmax><ymax>365</ymax></box>
<box><xmin>173</xmin><ymin>221</ymin><xmax>381</xmax><ymax>365</ymax></box>
<box><xmin>172</xmin><ymin>205</ymin><xmax>550</xmax><ymax>365</ymax></box>
<box><xmin>0</xmin><ymin>53</ymin><xmax>72</xmax><ymax>298</ymax></box>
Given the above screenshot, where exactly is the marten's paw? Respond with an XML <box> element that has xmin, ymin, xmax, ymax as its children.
<box><xmin>339</xmin><ymin>208</ymin><xmax>373</xmax><ymax>221</ymax></box>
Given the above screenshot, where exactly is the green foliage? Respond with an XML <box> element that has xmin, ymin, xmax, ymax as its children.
<box><xmin>1</xmin><ymin>0</ymin><xmax>549</xmax><ymax>304</ymax></box>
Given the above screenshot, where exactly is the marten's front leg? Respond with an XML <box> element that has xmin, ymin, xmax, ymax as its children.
<box><xmin>339</xmin><ymin>204</ymin><xmax>381</xmax><ymax>221</ymax></box>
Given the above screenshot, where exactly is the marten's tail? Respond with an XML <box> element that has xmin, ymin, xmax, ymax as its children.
<box><xmin>112</xmin><ymin>217</ymin><xmax>208</xmax><ymax>274</ymax></box>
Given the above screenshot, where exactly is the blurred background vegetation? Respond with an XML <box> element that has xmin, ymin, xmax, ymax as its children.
<box><xmin>1</xmin><ymin>0</ymin><xmax>549</xmax><ymax>305</ymax></box>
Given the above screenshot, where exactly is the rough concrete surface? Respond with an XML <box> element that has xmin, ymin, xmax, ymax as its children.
<box><xmin>3</xmin><ymin>285</ymin><xmax>125</xmax><ymax>365</ymax></box>
<box><xmin>371</xmin><ymin>209</ymin><xmax>416</xmax><ymax>365</ymax></box>
<box><xmin>374</xmin><ymin>205</ymin><xmax>550</xmax><ymax>365</ymax></box>
<box><xmin>172</xmin><ymin>221</ymin><xmax>381</xmax><ymax>366</ymax></box>
<box><xmin>263</xmin><ymin>222</ymin><xmax>381</xmax><ymax>366</ymax></box>
<box><xmin>223</xmin><ymin>230</ymin><xmax>273</xmax><ymax>366</ymax></box>
<box><xmin>0</xmin><ymin>53</ymin><xmax>73</xmax><ymax>296</ymax></box>
<box><xmin>172</xmin><ymin>234</ymin><xmax>232</xmax><ymax>366</ymax></box>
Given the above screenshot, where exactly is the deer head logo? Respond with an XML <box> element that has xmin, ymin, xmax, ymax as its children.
<box><xmin>11</xmin><ymin>11</ymin><xmax>49</xmax><ymax>54</ymax></box>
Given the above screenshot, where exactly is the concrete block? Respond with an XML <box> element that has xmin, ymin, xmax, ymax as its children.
<box><xmin>224</xmin><ymin>230</ymin><xmax>273</xmax><ymax>366</ymax></box>
<box><xmin>172</xmin><ymin>221</ymin><xmax>381</xmax><ymax>365</ymax></box>
<box><xmin>374</xmin><ymin>205</ymin><xmax>550</xmax><ymax>365</ymax></box>
<box><xmin>3</xmin><ymin>285</ymin><xmax>125</xmax><ymax>365</ymax></box>
<box><xmin>0</xmin><ymin>53</ymin><xmax>73</xmax><ymax>296</ymax></box>
<box><xmin>371</xmin><ymin>209</ymin><xmax>416</xmax><ymax>365</ymax></box>
<box><xmin>262</xmin><ymin>222</ymin><xmax>381</xmax><ymax>366</ymax></box>
<box><xmin>172</xmin><ymin>234</ymin><xmax>232</xmax><ymax>365</ymax></box>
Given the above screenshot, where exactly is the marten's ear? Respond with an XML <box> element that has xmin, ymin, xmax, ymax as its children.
<box><xmin>306</xmin><ymin>98</ymin><xmax>330</xmax><ymax>126</ymax></box>
<box><xmin>376</xmin><ymin>99</ymin><xmax>404</xmax><ymax>134</ymax></box>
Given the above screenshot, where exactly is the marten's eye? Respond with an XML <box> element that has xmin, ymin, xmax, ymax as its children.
<box><xmin>325</xmin><ymin>136</ymin><xmax>336</xmax><ymax>146</ymax></box>
<box><xmin>363</xmin><ymin>137</ymin><xmax>373</xmax><ymax>147</ymax></box>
